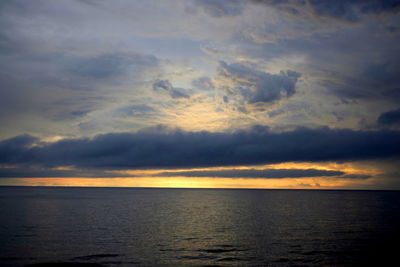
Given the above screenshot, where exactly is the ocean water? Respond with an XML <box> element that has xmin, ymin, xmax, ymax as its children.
<box><xmin>1</xmin><ymin>187</ymin><xmax>400</xmax><ymax>267</ymax></box>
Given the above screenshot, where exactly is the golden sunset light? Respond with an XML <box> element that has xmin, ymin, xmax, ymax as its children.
<box><xmin>1</xmin><ymin>1</ymin><xmax>400</xmax><ymax>266</ymax></box>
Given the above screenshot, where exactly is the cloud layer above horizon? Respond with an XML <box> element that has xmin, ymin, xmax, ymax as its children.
<box><xmin>1</xmin><ymin>0</ymin><xmax>400</xmax><ymax>189</ymax></box>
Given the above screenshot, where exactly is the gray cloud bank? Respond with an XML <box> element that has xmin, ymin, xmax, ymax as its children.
<box><xmin>1</xmin><ymin>126</ymin><xmax>400</xmax><ymax>172</ymax></box>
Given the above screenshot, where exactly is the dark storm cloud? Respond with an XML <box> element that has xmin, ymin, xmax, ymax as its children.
<box><xmin>191</xmin><ymin>0</ymin><xmax>246</xmax><ymax>17</ymax></box>
<box><xmin>152</xmin><ymin>80</ymin><xmax>190</xmax><ymax>99</ymax></box>
<box><xmin>157</xmin><ymin>168</ymin><xmax>344</xmax><ymax>178</ymax></box>
<box><xmin>218</xmin><ymin>61</ymin><xmax>300</xmax><ymax>104</ymax></box>
<box><xmin>1</xmin><ymin>126</ymin><xmax>400</xmax><ymax>170</ymax></box>
<box><xmin>377</xmin><ymin>109</ymin><xmax>400</xmax><ymax>126</ymax></box>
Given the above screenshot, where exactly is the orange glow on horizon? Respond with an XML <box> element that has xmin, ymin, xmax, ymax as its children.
<box><xmin>111</xmin><ymin>161</ymin><xmax>381</xmax><ymax>178</ymax></box>
<box><xmin>0</xmin><ymin>176</ymin><xmax>376</xmax><ymax>190</ymax></box>
<box><xmin>0</xmin><ymin>161</ymin><xmax>383</xmax><ymax>190</ymax></box>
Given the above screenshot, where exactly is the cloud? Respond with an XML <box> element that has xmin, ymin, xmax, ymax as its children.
<box><xmin>217</xmin><ymin>61</ymin><xmax>300</xmax><ymax>104</ymax></box>
<box><xmin>192</xmin><ymin>76</ymin><xmax>215</xmax><ymax>90</ymax></box>
<box><xmin>153</xmin><ymin>80</ymin><xmax>190</xmax><ymax>99</ymax></box>
<box><xmin>340</xmin><ymin>174</ymin><xmax>371</xmax><ymax>179</ymax></box>
<box><xmin>65</xmin><ymin>53</ymin><xmax>159</xmax><ymax>80</ymax></box>
<box><xmin>114</xmin><ymin>104</ymin><xmax>157</xmax><ymax>117</ymax></box>
<box><xmin>0</xmin><ymin>166</ymin><xmax>132</xmax><ymax>178</ymax></box>
<box><xmin>251</xmin><ymin>0</ymin><xmax>400</xmax><ymax>22</ymax></box>
<box><xmin>297</xmin><ymin>182</ymin><xmax>321</xmax><ymax>187</ymax></box>
<box><xmin>308</xmin><ymin>0</ymin><xmax>400</xmax><ymax>22</ymax></box>
<box><xmin>382</xmin><ymin>88</ymin><xmax>400</xmax><ymax>102</ymax></box>
<box><xmin>191</xmin><ymin>0</ymin><xmax>246</xmax><ymax>17</ymax></box>
<box><xmin>1</xmin><ymin>126</ymin><xmax>400</xmax><ymax>171</ymax></box>
<box><xmin>0</xmin><ymin>134</ymin><xmax>38</xmax><ymax>149</ymax></box>
<box><xmin>157</xmin><ymin>168</ymin><xmax>344</xmax><ymax>178</ymax></box>
<box><xmin>234</xmin><ymin>19</ymin><xmax>400</xmax><ymax>116</ymax></box>
<box><xmin>378</xmin><ymin>109</ymin><xmax>400</xmax><ymax>126</ymax></box>
<box><xmin>363</xmin><ymin>62</ymin><xmax>400</xmax><ymax>89</ymax></box>
<box><xmin>0</xmin><ymin>46</ymin><xmax>162</xmax><ymax>137</ymax></box>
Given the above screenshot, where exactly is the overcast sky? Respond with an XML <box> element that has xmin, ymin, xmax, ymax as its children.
<box><xmin>1</xmin><ymin>0</ymin><xmax>400</xmax><ymax>189</ymax></box>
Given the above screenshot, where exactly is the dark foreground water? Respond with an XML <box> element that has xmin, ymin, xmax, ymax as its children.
<box><xmin>1</xmin><ymin>187</ymin><xmax>400</xmax><ymax>267</ymax></box>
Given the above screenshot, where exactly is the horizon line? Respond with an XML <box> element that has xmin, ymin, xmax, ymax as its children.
<box><xmin>1</xmin><ymin>185</ymin><xmax>399</xmax><ymax>192</ymax></box>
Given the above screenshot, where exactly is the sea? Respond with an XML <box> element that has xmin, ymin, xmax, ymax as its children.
<box><xmin>1</xmin><ymin>186</ymin><xmax>400</xmax><ymax>267</ymax></box>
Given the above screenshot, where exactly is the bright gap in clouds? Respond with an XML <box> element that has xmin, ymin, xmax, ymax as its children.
<box><xmin>0</xmin><ymin>161</ymin><xmax>390</xmax><ymax>190</ymax></box>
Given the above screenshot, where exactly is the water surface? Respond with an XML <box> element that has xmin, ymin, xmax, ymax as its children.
<box><xmin>1</xmin><ymin>187</ymin><xmax>400</xmax><ymax>266</ymax></box>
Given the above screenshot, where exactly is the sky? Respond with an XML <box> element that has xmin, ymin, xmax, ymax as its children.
<box><xmin>1</xmin><ymin>0</ymin><xmax>400</xmax><ymax>190</ymax></box>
